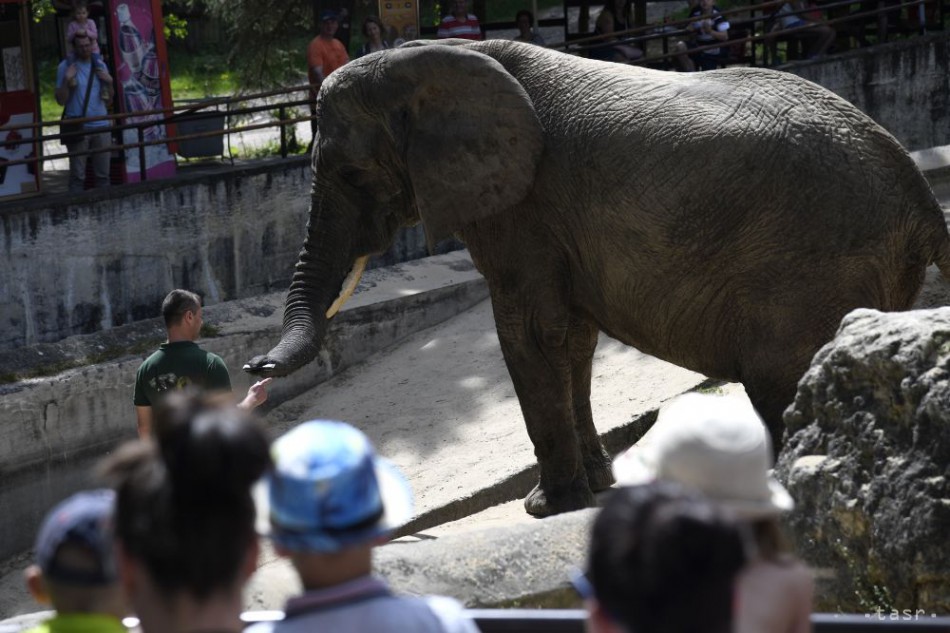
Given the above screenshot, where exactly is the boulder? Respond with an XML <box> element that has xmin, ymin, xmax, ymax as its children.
<box><xmin>776</xmin><ymin>308</ymin><xmax>950</xmax><ymax>613</ymax></box>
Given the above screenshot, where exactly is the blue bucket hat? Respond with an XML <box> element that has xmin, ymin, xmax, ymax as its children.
<box><xmin>35</xmin><ymin>489</ymin><xmax>117</xmax><ymax>586</ymax></box>
<box><xmin>256</xmin><ymin>420</ymin><xmax>414</xmax><ymax>552</ymax></box>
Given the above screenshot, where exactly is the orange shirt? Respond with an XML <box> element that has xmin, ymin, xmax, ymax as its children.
<box><xmin>307</xmin><ymin>36</ymin><xmax>350</xmax><ymax>83</ymax></box>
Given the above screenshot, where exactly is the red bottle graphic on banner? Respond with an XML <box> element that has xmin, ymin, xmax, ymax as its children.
<box><xmin>111</xmin><ymin>0</ymin><xmax>176</xmax><ymax>182</ymax></box>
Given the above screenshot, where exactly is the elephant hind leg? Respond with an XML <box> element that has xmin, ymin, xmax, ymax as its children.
<box><xmin>490</xmin><ymin>294</ymin><xmax>595</xmax><ymax>517</ymax></box>
<box><xmin>739</xmin><ymin>354</ymin><xmax>804</xmax><ymax>458</ymax></box>
<box><xmin>569</xmin><ymin>317</ymin><xmax>614</xmax><ymax>492</ymax></box>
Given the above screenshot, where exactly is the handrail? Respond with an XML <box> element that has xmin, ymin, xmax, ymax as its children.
<box><xmin>233</xmin><ymin>609</ymin><xmax>950</xmax><ymax>632</ymax></box>
<box><xmin>558</xmin><ymin>0</ymin><xmax>926</xmax><ymax>67</ymax></box>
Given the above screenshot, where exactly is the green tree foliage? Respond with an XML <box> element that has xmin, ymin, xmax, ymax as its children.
<box><xmin>193</xmin><ymin>0</ymin><xmax>314</xmax><ymax>90</ymax></box>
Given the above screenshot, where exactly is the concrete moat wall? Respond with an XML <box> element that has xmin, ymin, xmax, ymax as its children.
<box><xmin>0</xmin><ymin>158</ymin><xmax>453</xmax><ymax>352</ymax></box>
<box><xmin>788</xmin><ymin>32</ymin><xmax>950</xmax><ymax>152</ymax></box>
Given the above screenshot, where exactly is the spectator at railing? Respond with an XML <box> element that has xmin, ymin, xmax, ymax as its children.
<box><xmin>672</xmin><ymin>0</ymin><xmax>731</xmax><ymax>71</ymax></box>
<box><xmin>65</xmin><ymin>0</ymin><xmax>100</xmax><ymax>58</ymax></box>
<box><xmin>54</xmin><ymin>30</ymin><xmax>112</xmax><ymax>192</ymax></box>
<box><xmin>589</xmin><ymin>0</ymin><xmax>644</xmax><ymax>62</ymax></box>
<box><xmin>513</xmin><ymin>9</ymin><xmax>546</xmax><ymax>46</ymax></box>
<box><xmin>132</xmin><ymin>289</ymin><xmax>270</xmax><ymax>438</ymax></box>
<box><xmin>246</xmin><ymin>419</ymin><xmax>480</xmax><ymax>633</ymax></box>
<box><xmin>613</xmin><ymin>393</ymin><xmax>814</xmax><ymax>633</ymax></box>
<box><xmin>574</xmin><ymin>481</ymin><xmax>747</xmax><ymax>633</ymax></box>
<box><xmin>358</xmin><ymin>16</ymin><xmax>391</xmax><ymax>57</ymax></box>
<box><xmin>22</xmin><ymin>489</ymin><xmax>127</xmax><ymax>633</ymax></box>
<box><xmin>100</xmin><ymin>391</ymin><xmax>271</xmax><ymax>633</ymax></box>
<box><xmin>771</xmin><ymin>1</ymin><xmax>836</xmax><ymax>59</ymax></box>
<box><xmin>306</xmin><ymin>10</ymin><xmax>350</xmax><ymax>153</ymax></box>
<box><xmin>437</xmin><ymin>0</ymin><xmax>483</xmax><ymax>41</ymax></box>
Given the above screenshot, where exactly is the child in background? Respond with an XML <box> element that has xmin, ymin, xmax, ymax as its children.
<box><xmin>22</xmin><ymin>489</ymin><xmax>127</xmax><ymax>633</ymax></box>
<box><xmin>66</xmin><ymin>0</ymin><xmax>100</xmax><ymax>57</ymax></box>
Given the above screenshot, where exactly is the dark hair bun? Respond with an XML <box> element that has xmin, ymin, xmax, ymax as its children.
<box><xmin>154</xmin><ymin>390</ymin><xmax>271</xmax><ymax>506</ymax></box>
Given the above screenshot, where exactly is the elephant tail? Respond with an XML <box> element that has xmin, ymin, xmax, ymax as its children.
<box><xmin>934</xmin><ymin>231</ymin><xmax>950</xmax><ymax>281</ymax></box>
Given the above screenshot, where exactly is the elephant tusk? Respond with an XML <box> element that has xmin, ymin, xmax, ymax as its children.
<box><xmin>326</xmin><ymin>256</ymin><xmax>369</xmax><ymax>319</ymax></box>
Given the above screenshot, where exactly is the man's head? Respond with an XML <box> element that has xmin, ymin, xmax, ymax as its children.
<box><xmin>516</xmin><ymin>9</ymin><xmax>534</xmax><ymax>32</ymax></box>
<box><xmin>320</xmin><ymin>10</ymin><xmax>339</xmax><ymax>37</ymax></box>
<box><xmin>71</xmin><ymin>31</ymin><xmax>93</xmax><ymax>60</ymax></box>
<box><xmin>453</xmin><ymin>0</ymin><xmax>469</xmax><ymax>17</ymax></box>
<box><xmin>259</xmin><ymin>420</ymin><xmax>413</xmax><ymax>557</ymax></box>
<box><xmin>161</xmin><ymin>289</ymin><xmax>202</xmax><ymax>339</ymax></box>
<box><xmin>578</xmin><ymin>482</ymin><xmax>747</xmax><ymax>633</ymax></box>
<box><xmin>25</xmin><ymin>489</ymin><xmax>125</xmax><ymax>617</ymax></box>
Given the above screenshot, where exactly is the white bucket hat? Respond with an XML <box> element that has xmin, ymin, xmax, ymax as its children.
<box><xmin>612</xmin><ymin>392</ymin><xmax>794</xmax><ymax>520</ymax></box>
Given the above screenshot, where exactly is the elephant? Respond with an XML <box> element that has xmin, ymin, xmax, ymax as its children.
<box><xmin>246</xmin><ymin>39</ymin><xmax>950</xmax><ymax>517</ymax></box>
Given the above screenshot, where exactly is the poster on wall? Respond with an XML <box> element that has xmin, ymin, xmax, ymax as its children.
<box><xmin>2</xmin><ymin>46</ymin><xmax>24</xmax><ymax>90</ymax></box>
<box><xmin>109</xmin><ymin>0</ymin><xmax>176</xmax><ymax>182</ymax></box>
<box><xmin>379</xmin><ymin>0</ymin><xmax>419</xmax><ymax>45</ymax></box>
<box><xmin>0</xmin><ymin>91</ymin><xmax>39</xmax><ymax>199</ymax></box>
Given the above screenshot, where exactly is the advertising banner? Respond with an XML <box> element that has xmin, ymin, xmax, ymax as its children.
<box><xmin>0</xmin><ymin>90</ymin><xmax>39</xmax><ymax>199</ymax></box>
<box><xmin>109</xmin><ymin>0</ymin><xmax>176</xmax><ymax>182</ymax></box>
<box><xmin>379</xmin><ymin>0</ymin><xmax>419</xmax><ymax>45</ymax></box>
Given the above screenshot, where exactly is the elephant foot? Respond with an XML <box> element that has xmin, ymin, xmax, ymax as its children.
<box><xmin>524</xmin><ymin>479</ymin><xmax>596</xmax><ymax>517</ymax></box>
<box><xmin>584</xmin><ymin>456</ymin><xmax>615</xmax><ymax>493</ymax></box>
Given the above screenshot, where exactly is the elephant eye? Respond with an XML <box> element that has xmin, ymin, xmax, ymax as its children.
<box><xmin>339</xmin><ymin>168</ymin><xmax>364</xmax><ymax>185</ymax></box>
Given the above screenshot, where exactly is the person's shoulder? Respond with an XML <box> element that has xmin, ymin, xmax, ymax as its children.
<box><xmin>137</xmin><ymin>346</ymin><xmax>165</xmax><ymax>367</ymax></box>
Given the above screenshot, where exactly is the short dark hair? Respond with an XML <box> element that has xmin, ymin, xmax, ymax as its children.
<box><xmin>72</xmin><ymin>0</ymin><xmax>88</xmax><ymax>11</ymax></box>
<box><xmin>161</xmin><ymin>289</ymin><xmax>201</xmax><ymax>328</ymax></box>
<box><xmin>516</xmin><ymin>9</ymin><xmax>533</xmax><ymax>23</ymax></box>
<box><xmin>362</xmin><ymin>15</ymin><xmax>384</xmax><ymax>38</ymax></box>
<box><xmin>100</xmin><ymin>391</ymin><xmax>271</xmax><ymax>601</ymax></box>
<box><xmin>586</xmin><ymin>483</ymin><xmax>747</xmax><ymax>633</ymax></box>
<box><xmin>69</xmin><ymin>29</ymin><xmax>91</xmax><ymax>46</ymax></box>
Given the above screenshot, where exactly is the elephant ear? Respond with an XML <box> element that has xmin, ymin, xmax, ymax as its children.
<box><xmin>383</xmin><ymin>44</ymin><xmax>544</xmax><ymax>244</ymax></box>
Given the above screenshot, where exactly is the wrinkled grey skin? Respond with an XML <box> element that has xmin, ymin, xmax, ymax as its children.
<box><xmin>247</xmin><ymin>40</ymin><xmax>950</xmax><ymax>517</ymax></box>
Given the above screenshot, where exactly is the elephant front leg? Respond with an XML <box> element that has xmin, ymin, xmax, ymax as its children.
<box><xmin>569</xmin><ymin>317</ymin><xmax>614</xmax><ymax>492</ymax></box>
<box><xmin>491</xmin><ymin>299</ymin><xmax>595</xmax><ymax>517</ymax></box>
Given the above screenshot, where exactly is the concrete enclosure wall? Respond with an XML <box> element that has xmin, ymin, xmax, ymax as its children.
<box><xmin>789</xmin><ymin>33</ymin><xmax>950</xmax><ymax>152</ymax></box>
<box><xmin>0</xmin><ymin>159</ymin><xmax>448</xmax><ymax>352</ymax></box>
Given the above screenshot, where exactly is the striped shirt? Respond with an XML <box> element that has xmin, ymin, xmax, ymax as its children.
<box><xmin>437</xmin><ymin>14</ymin><xmax>483</xmax><ymax>40</ymax></box>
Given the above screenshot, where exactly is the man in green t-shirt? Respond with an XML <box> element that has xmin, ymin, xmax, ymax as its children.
<box><xmin>133</xmin><ymin>289</ymin><xmax>271</xmax><ymax>437</ymax></box>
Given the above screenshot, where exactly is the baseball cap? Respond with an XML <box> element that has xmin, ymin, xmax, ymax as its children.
<box><xmin>256</xmin><ymin>420</ymin><xmax>414</xmax><ymax>552</ymax></box>
<box><xmin>612</xmin><ymin>393</ymin><xmax>794</xmax><ymax>519</ymax></box>
<box><xmin>34</xmin><ymin>489</ymin><xmax>117</xmax><ymax>586</ymax></box>
<box><xmin>320</xmin><ymin>9</ymin><xmax>339</xmax><ymax>21</ymax></box>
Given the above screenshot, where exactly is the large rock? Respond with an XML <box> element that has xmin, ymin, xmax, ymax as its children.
<box><xmin>776</xmin><ymin>308</ymin><xmax>950</xmax><ymax>613</ymax></box>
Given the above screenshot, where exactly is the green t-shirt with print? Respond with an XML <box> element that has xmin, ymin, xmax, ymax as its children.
<box><xmin>132</xmin><ymin>341</ymin><xmax>232</xmax><ymax>406</ymax></box>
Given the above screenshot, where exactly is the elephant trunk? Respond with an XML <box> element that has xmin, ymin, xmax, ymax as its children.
<box><xmin>244</xmin><ymin>188</ymin><xmax>358</xmax><ymax>377</ymax></box>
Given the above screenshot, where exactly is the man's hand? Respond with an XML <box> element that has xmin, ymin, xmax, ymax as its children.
<box><xmin>65</xmin><ymin>63</ymin><xmax>79</xmax><ymax>85</ymax></box>
<box><xmin>238</xmin><ymin>377</ymin><xmax>273</xmax><ymax>411</ymax></box>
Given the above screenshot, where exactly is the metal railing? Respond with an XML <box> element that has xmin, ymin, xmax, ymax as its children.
<box><xmin>547</xmin><ymin>0</ymin><xmax>942</xmax><ymax>67</ymax></box>
<box><xmin>0</xmin><ymin>84</ymin><xmax>315</xmax><ymax>187</ymax></box>
<box><xmin>234</xmin><ymin>609</ymin><xmax>950</xmax><ymax>632</ymax></box>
